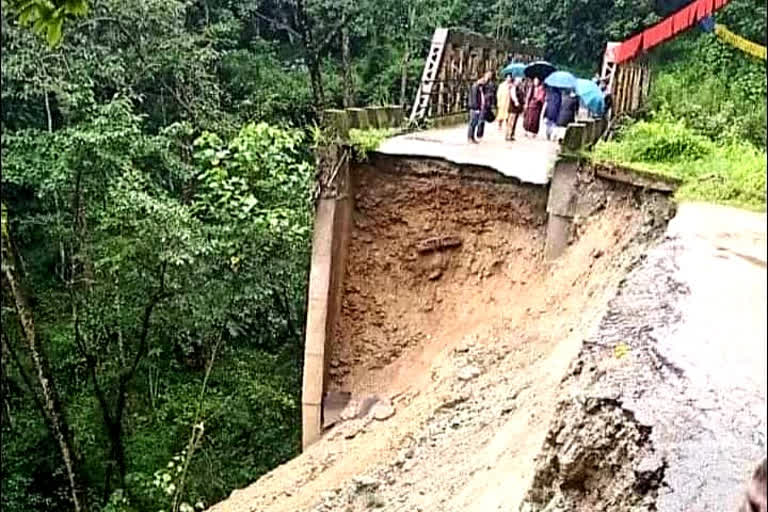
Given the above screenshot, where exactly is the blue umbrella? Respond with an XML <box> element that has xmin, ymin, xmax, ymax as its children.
<box><xmin>501</xmin><ymin>62</ymin><xmax>526</xmax><ymax>78</ymax></box>
<box><xmin>544</xmin><ymin>71</ymin><xmax>577</xmax><ymax>90</ymax></box>
<box><xmin>575</xmin><ymin>78</ymin><xmax>605</xmax><ymax>116</ymax></box>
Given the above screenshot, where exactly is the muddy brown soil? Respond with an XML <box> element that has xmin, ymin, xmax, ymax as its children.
<box><xmin>208</xmin><ymin>157</ymin><xmax>676</xmax><ymax>512</ymax></box>
<box><xmin>329</xmin><ymin>158</ymin><xmax>549</xmax><ymax>396</ymax></box>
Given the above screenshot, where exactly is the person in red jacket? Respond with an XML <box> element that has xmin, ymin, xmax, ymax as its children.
<box><xmin>522</xmin><ymin>77</ymin><xmax>546</xmax><ymax>138</ymax></box>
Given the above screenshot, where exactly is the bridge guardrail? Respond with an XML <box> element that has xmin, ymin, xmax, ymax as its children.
<box><xmin>322</xmin><ymin>105</ymin><xmax>405</xmax><ymax>142</ymax></box>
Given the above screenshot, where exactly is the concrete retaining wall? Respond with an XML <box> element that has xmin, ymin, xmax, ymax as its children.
<box><xmin>561</xmin><ymin>117</ymin><xmax>609</xmax><ymax>151</ymax></box>
<box><xmin>301</xmin><ymin>149</ymin><xmax>353</xmax><ymax>449</ymax></box>
<box><xmin>323</xmin><ymin>105</ymin><xmax>405</xmax><ymax>141</ymax></box>
<box><xmin>544</xmin><ymin>157</ymin><xmax>680</xmax><ymax>260</ymax></box>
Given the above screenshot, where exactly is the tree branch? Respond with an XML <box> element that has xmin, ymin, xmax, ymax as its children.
<box><xmin>1</xmin><ymin>204</ymin><xmax>88</xmax><ymax>512</ymax></box>
<box><xmin>124</xmin><ymin>261</ymin><xmax>170</xmax><ymax>382</ymax></box>
<box><xmin>1</xmin><ymin>327</ymin><xmax>45</xmax><ymax>415</ymax></box>
<box><xmin>252</xmin><ymin>10</ymin><xmax>303</xmax><ymax>41</ymax></box>
<box><xmin>317</xmin><ymin>10</ymin><xmax>357</xmax><ymax>56</ymax></box>
<box><xmin>72</xmin><ymin>298</ymin><xmax>113</xmax><ymax>426</ymax></box>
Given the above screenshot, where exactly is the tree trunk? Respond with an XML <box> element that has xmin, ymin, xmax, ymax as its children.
<box><xmin>341</xmin><ymin>27</ymin><xmax>354</xmax><ymax>108</ymax></box>
<box><xmin>294</xmin><ymin>0</ymin><xmax>324</xmax><ymax>110</ymax></box>
<box><xmin>401</xmin><ymin>6</ymin><xmax>417</xmax><ymax>108</ymax></box>
<box><xmin>44</xmin><ymin>91</ymin><xmax>53</xmax><ymax>132</ymax></box>
<box><xmin>400</xmin><ymin>48</ymin><xmax>410</xmax><ymax>107</ymax></box>
<box><xmin>1</xmin><ymin>208</ymin><xmax>88</xmax><ymax>512</ymax></box>
<box><xmin>102</xmin><ymin>389</ymin><xmax>127</xmax><ymax>501</ymax></box>
<box><xmin>306</xmin><ymin>52</ymin><xmax>325</xmax><ymax>110</ymax></box>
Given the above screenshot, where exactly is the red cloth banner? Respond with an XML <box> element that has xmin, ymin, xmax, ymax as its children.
<box><xmin>672</xmin><ymin>3</ymin><xmax>697</xmax><ymax>35</ymax></box>
<box><xmin>643</xmin><ymin>17</ymin><xmax>674</xmax><ymax>50</ymax></box>
<box><xmin>615</xmin><ymin>33</ymin><xmax>643</xmax><ymax>63</ymax></box>
<box><xmin>697</xmin><ymin>0</ymin><xmax>715</xmax><ymax>18</ymax></box>
<box><xmin>612</xmin><ymin>0</ymin><xmax>732</xmax><ymax>64</ymax></box>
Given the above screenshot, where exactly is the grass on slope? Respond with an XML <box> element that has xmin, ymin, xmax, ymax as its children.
<box><xmin>592</xmin><ymin>117</ymin><xmax>766</xmax><ymax>211</ymax></box>
<box><xmin>592</xmin><ymin>32</ymin><xmax>766</xmax><ymax>211</ymax></box>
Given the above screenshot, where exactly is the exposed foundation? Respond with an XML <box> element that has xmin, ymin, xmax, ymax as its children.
<box><xmin>301</xmin><ymin>152</ymin><xmax>677</xmax><ymax>450</ymax></box>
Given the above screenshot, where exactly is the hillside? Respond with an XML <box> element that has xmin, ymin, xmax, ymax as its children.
<box><xmin>1</xmin><ymin>0</ymin><xmax>765</xmax><ymax>511</ymax></box>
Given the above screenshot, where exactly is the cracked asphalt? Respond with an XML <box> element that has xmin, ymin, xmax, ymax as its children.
<box><xmin>597</xmin><ymin>202</ymin><xmax>766</xmax><ymax>511</ymax></box>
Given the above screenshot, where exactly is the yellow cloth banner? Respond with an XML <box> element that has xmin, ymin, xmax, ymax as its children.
<box><xmin>714</xmin><ymin>24</ymin><xmax>767</xmax><ymax>61</ymax></box>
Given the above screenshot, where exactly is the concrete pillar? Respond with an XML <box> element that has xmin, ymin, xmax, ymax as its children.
<box><xmin>544</xmin><ymin>160</ymin><xmax>579</xmax><ymax>260</ymax></box>
<box><xmin>302</xmin><ymin>198</ymin><xmax>335</xmax><ymax>448</ymax></box>
<box><xmin>387</xmin><ymin>105</ymin><xmax>404</xmax><ymax>127</ymax></box>
<box><xmin>346</xmin><ymin>108</ymin><xmax>370</xmax><ymax>130</ymax></box>
<box><xmin>595</xmin><ymin>118</ymin><xmax>607</xmax><ymax>141</ymax></box>
<box><xmin>582</xmin><ymin>119</ymin><xmax>596</xmax><ymax>146</ymax></box>
<box><xmin>365</xmin><ymin>106</ymin><xmax>388</xmax><ymax>129</ymax></box>
<box><xmin>545</xmin><ymin>213</ymin><xmax>572</xmax><ymax>260</ymax></box>
<box><xmin>562</xmin><ymin>122</ymin><xmax>585</xmax><ymax>151</ymax></box>
<box><xmin>302</xmin><ymin>147</ymin><xmax>353</xmax><ymax>450</ymax></box>
<box><xmin>322</xmin><ymin>109</ymin><xmax>351</xmax><ymax>141</ymax></box>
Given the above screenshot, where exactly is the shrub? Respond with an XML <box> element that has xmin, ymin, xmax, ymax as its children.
<box><xmin>648</xmin><ymin>32</ymin><xmax>767</xmax><ymax>149</ymax></box>
<box><xmin>593</xmin><ymin>120</ymin><xmax>766</xmax><ymax>210</ymax></box>
<box><xmin>348</xmin><ymin>127</ymin><xmax>399</xmax><ymax>161</ymax></box>
<box><xmin>618</xmin><ymin>119</ymin><xmax>714</xmax><ymax>163</ymax></box>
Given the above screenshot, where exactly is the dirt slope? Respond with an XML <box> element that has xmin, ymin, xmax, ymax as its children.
<box><xmin>208</xmin><ymin>159</ymin><xmax>675</xmax><ymax>512</ymax></box>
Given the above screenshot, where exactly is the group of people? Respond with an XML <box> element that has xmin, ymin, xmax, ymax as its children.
<box><xmin>467</xmin><ymin>71</ymin><xmax>611</xmax><ymax>145</ymax></box>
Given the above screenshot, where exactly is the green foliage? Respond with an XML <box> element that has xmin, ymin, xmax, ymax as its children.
<box><xmin>593</xmin><ymin>119</ymin><xmax>766</xmax><ymax>210</ymax></box>
<box><xmin>649</xmin><ymin>32</ymin><xmax>767</xmax><ymax>149</ymax></box>
<box><xmin>348</xmin><ymin>127</ymin><xmax>399</xmax><ymax>161</ymax></box>
<box><xmin>591</xmin><ymin>15</ymin><xmax>767</xmax><ymax>211</ymax></box>
<box><xmin>7</xmin><ymin>0</ymin><xmax>88</xmax><ymax>46</ymax></box>
<box><xmin>613</xmin><ymin>118</ymin><xmax>714</xmax><ymax>162</ymax></box>
<box><xmin>219</xmin><ymin>45</ymin><xmax>314</xmax><ymax>127</ymax></box>
<box><xmin>487</xmin><ymin>0</ymin><xmax>658</xmax><ymax>67</ymax></box>
<box><xmin>2</xmin><ymin>0</ymin><xmax>766</xmax><ymax>511</ymax></box>
<box><xmin>192</xmin><ymin>122</ymin><xmax>312</xmax><ymax>232</ymax></box>
<box><xmin>2</xmin><ymin>89</ymin><xmax>310</xmax><ymax>510</ymax></box>
<box><xmin>717</xmin><ymin>0</ymin><xmax>767</xmax><ymax>45</ymax></box>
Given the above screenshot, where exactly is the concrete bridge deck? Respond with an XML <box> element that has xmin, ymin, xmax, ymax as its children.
<box><xmin>377</xmin><ymin>122</ymin><xmax>560</xmax><ymax>185</ymax></box>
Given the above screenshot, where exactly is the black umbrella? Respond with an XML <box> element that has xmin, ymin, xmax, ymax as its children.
<box><xmin>524</xmin><ymin>61</ymin><xmax>556</xmax><ymax>80</ymax></box>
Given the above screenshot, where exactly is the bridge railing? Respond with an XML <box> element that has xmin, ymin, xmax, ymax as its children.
<box><xmin>608</xmin><ymin>57</ymin><xmax>651</xmax><ymax>117</ymax></box>
<box><xmin>410</xmin><ymin>28</ymin><xmax>543</xmax><ymax>125</ymax></box>
<box><xmin>322</xmin><ymin>105</ymin><xmax>405</xmax><ymax>141</ymax></box>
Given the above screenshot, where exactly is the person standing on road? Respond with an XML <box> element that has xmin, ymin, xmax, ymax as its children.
<box><xmin>483</xmin><ymin>75</ymin><xmax>497</xmax><ymax>124</ymax></box>
<box><xmin>495</xmin><ymin>74</ymin><xmax>513</xmax><ymax>131</ymax></box>
<box><xmin>506</xmin><ymin>77</ymin><xmax>525</xmax><ymax>141</ymax></box>
<box><xmin>543</xmin><ymin>85</ymin><xmax>561</xmax><ymax>141</ymax></box>
<box><xmin>467</xmin><ymin>71</ymin><xmax>492</xmax><ymax>144</ymax></box>
<box><xmin>600</xmin><ymin>79</ymin><xmax>613</xmax><ymax>121</ymax></box>
<box><xmin>556</xmin><ymin>89</ymin><xmax>579</xmax><ymax>141</ymax></box>
<box><xmin>522</xmin><ymin>77</ymin><xmax>545</xmax><ymax>138</ymax></box>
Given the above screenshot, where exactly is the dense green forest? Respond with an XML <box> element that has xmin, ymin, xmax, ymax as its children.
<box><xmin>1</xmin><ymin>0</ymin><xmax>765</xmax><ymax>511</ymax></box>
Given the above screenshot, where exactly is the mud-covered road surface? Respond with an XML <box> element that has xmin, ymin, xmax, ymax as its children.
<box><xmin>524</xmin><ymin>202</ymin><xmax>767</xmax><ymax>511</ymax></box>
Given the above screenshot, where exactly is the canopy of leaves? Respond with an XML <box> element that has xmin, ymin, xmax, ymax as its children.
<box><xmin>1</xmin><ymin>0</ymin><xmax>765</xmax><ymax>510</ymax></box>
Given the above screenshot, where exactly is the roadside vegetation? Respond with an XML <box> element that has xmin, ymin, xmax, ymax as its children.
<box><xmin>593</xmin><ymin>28</ymin><xmax>766</xmax><ymax>210</ymax></box>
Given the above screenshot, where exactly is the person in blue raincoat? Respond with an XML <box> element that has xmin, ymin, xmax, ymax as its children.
<box><xmin>543</xmin><ymin>86</ymin><xmax>561</xmax><ymax>141</ymax></box>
